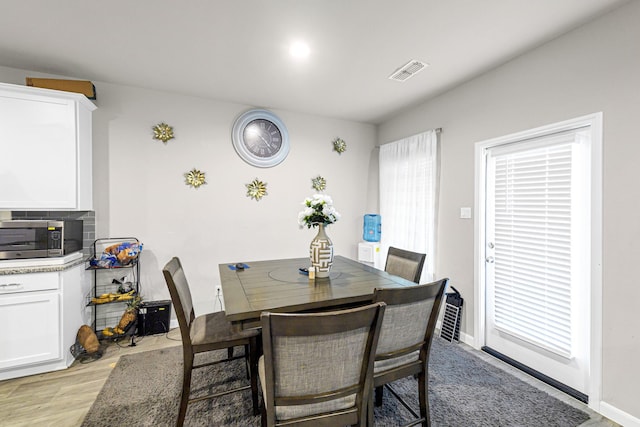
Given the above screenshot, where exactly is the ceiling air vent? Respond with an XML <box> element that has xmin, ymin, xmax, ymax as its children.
<box><xmin>388</xmin><ymin>59</ymin><xmax>428</xmax><ymax>82</ymax></box>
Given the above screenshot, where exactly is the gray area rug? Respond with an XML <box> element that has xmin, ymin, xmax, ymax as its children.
<box><xmin>82</xmin><ymin>338</ymin><xmax>589</xmax><ymax>426</ymax></box>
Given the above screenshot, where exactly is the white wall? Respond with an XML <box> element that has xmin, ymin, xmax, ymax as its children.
<box><xmin>0</xmin><ymin>66</ymin><xmax>377</xmax><ymax>315</ymax></box>
<box><xmin>100</xmin><ymin>83</ymin><xmax>379</xmax><ymax>312</ymax></box>
<box><xmin>378</xmin><ymin>1</ymin><xmax>640</xmax><ymax>423</ymax></box>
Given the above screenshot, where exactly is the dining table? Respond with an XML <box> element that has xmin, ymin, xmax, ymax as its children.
<box><xmin>218</xmin><ymin>255</ymin><xmax>416</xmax><ymax>330</ymax></box>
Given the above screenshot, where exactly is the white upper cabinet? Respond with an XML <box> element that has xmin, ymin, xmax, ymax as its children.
<box><xmin>0</xmin><ymin>82</ymin><xmax>96</xmax><ymax>210</ymax></box>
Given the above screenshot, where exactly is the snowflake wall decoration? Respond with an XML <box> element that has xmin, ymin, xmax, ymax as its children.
<box><xmin>311</xmin><ymin>176</ymin><xmax>327</xmax><ymax>191</ymax></box>
<box><xmin>152</xmin><ymin>122</ymin><xmax>175</xmax><ymax>143</ymax></box>
<box><xmin>246</xmin><ymin>178</ymin><xmax>268</xmax><ymax>201</ymax></box>
<box><xmin>184</xmin><ymin>168</ymin><xmax>206</xmax><ymax>188</ymax></box>
<box><xmin>332</xmin><ymin>137</ymin><xmax>347</xmax><ymax>154</ymax></box>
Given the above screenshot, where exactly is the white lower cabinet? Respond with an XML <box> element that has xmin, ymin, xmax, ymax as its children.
<box><xmin>0</xmin><ymin>290</ymin><xmax>61</xmax><ymax>370</ymax></box>
<box><xmin>0</xmin><ymin>264</ymin><xmax>84</xmax><ymax>380</ymax></box>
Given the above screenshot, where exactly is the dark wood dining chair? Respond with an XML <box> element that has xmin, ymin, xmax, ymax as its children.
<box><xmin>384</xmin><ymin>246</ymin><xmax>426</xmax><ymax>283</ymax></box>
<box><xmin>259</xmin><ymin>302</ymin><xmax>387</xmax><ymax>427</ymax></box>
<box><xmin>162</xmin><ymin>257</ymin><xmax>260</xmax><ymax>427</ymax></box>
<box><xmin>369</xmin><ymin>278</ymin><xmax>448</xmax><ymax>427</ymax></box>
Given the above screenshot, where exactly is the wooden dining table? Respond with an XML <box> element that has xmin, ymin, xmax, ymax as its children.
<box><xmin>218</xmin><ymin>255</ymin><xmax>415</xmax><ymax>330</ymax></box>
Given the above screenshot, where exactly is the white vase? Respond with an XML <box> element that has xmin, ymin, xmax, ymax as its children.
<box><xmin>310</xmin><ymin>223</ymin><xmax>334</xmax><ymax>278</ymax></box>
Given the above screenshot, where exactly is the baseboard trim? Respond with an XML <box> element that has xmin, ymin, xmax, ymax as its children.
<box><xmin>599</xmin><ymin>401</ymin><xmax>640</xmax><ymax>427</ymax></box>
<box><xmin>481</xmin><ymin>346</ymin><xmax>588</xmax><ymax>404</ymax></box>
<box><xmin>459</xmin><ymin>331</ymin><xmax>474</xmax><ymax>346</ymax></box>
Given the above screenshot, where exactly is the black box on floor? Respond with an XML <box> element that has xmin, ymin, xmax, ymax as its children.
<box><xmin>137</xmin><ymin>300</ymin><xmax>171</xmax><ymax>336</ymax></box>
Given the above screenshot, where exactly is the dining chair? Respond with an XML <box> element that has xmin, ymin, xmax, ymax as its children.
<box><xmin>162</xmin><ymin>257</ymin><xmax>260</xmax><ymax>427</ymax></box>
<box><xmin>384</xmin><ymin>246</ymin><xmax>426</xmax><ymax>283</ymax></box>
<box><xmin>369</xmin><ymin>278</ymin><xmax>448</xmax><ymax>427</ymax></box>
<box><xmin>259</xmin><ymin>302</ymin><xmax>387</xmax><ymax>427</ymax></box>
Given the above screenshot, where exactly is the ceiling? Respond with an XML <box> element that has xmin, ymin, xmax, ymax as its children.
<box><xmin>0</xmin><ymin>0</ymin><xmax>628</xmax><ymax>124</ymax></box>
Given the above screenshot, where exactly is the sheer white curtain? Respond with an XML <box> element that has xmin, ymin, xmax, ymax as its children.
<box><xmin>379</xmin><ymin>130</ymin><xmax>438</xmax><ymax>283</ymax></box>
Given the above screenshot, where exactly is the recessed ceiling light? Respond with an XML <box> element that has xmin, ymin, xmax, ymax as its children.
<box><xmin>289</xmin><ymin>41</ymin><xmax>310</xmax><ymax>59</ymax></box>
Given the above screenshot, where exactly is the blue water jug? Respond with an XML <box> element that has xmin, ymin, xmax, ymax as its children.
<box><xmin>363</xmin><ymin>214</ymin><xmax>381</xmax><ymax>242</ymax></box>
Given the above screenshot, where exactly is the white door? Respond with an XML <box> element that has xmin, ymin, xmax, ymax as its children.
<box><xmin>478</xmin><ymin>114</ymin><xmax>602</xmax><ymax>400</ymax></box>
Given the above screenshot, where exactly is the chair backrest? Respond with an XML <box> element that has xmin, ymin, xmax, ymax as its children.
<box><xmin>372</xmin><ymin>279</ymin><xmax>447</xmax><ymax>375</ymax></box>
<box><xmin>261</xmin><ymin>302</ymin><xmax>386</xmax><ymax>426</ymax></box>
<box><xmin>162</xmin><ymin>257</ymin><xmax>196</xmax><ymax>347</ymax></box>
<box><xmin>384</xmin><ymin>246</ymin><xmax>426</xmax><ymax>283</ymax></box>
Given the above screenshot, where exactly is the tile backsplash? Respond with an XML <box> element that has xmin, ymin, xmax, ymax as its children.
<box><xmin>8</xmin><ymin>210</ymin><xmax>96</xmax><ymax>258</ymax></box>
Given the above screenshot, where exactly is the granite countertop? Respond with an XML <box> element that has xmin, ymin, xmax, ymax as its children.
<box><xmin>0</xmin><ymin>252</ymin><xmax>85</xmax><ymax>275</ymax></box>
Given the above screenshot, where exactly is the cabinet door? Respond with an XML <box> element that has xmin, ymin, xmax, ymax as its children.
<box><xmin>0</xmin><ymin>291</ymin><xmax>61</xmax><ymax>370</ymax></box>
<box><xmin>0</xmin><ymin>90</ymin><xmax>77</xmax><ymax>209</ymax></box>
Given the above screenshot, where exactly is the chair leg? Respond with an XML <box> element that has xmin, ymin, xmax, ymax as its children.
<box><xmin>244</xmin><ymin>344</ymin><xmax>251</xmax><ymax>379</ymax></box>
<box><xmin>374</xmin><ymin>386</ymin><xmax>384</xmax><ymax>407</ymax></box>
<box><xmin>418</xmin><ymin>371</ymin><xmax>430</xmax><ymax>427</ymax></box>
<box><xmin>367</xmin><ymin>396</ymin><xmax>375</xmax><ymax>427</ymax></box>
<box><xmin>177</xmin><ymin>353</ymin><xmax>194</xmax><ymax>427</ymax></box>
<box><xmin>261</xmin><ymin>401</ymin><xmax>267</xmax><ymax>427</ymax></box>
<box><xmin>249</xmin><ymin>337</ymin><xmax>259</xmax><ymax>415</ymax></box>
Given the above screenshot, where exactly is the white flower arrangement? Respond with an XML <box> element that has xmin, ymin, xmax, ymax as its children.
<box><xmin>298</xmin><ymin>194</ymin><xmax>341</xmax><ymax>228</ymax></box>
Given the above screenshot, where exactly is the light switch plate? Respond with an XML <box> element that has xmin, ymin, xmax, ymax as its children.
<box><xmin>460</xmin><ymin>207</ymin><xmax>472</xmax><ymax>219</ymax></box>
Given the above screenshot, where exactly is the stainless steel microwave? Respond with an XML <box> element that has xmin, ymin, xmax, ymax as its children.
<box><xmin>0</xmin><ymin>220</ymin><xmax>83</xmax><ymax>260</ymax></box>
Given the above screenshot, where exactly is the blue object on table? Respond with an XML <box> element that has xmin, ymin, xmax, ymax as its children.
<box><xmin>228</xmin><ymin>263</ymin><xmax>250</xmax><ymax>270</ymax></box>
<box><xmin>299</xmin><ymin>267</ymin><xmax>309</xmax><ymax>275</ymax></box>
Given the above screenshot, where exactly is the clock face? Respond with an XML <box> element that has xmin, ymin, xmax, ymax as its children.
<box><xmin>232</xmin><ymin>109</ymin><xmax>290</xmax><ymax>167</ymax></box>
<box><xmin>242</xmin><ymin>119</ymin><xmax>283</xmax><ymax>158</ymax></box>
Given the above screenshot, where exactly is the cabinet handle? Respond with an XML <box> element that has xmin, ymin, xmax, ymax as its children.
<box><xmin>0</xmin><ymin>283</ymin><xmax>23</xmax><ymax>291</ymax></box>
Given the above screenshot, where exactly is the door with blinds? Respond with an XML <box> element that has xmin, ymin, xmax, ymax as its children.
<box><xmin>483</xmin><ymin>120</ymin><xmax>596</xmax><ymax>399</ymax></box>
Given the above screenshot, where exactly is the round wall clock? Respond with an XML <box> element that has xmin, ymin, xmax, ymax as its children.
<box><xmin>231</xmin><ymin>109</ymin><xmax>290</xmax><ymax>168</ymax></box>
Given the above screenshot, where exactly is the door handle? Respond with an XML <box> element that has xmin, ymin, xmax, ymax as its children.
<box><xmin>486</xmin><ymin>256</ymin><xmax>495</xmax><ymax>264</ymax></box>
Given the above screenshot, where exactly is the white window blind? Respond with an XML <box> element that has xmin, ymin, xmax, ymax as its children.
<box><xmin>490</xmin><ymin>129</ymin><xmax>587</xmax><ymax>358</ymax></box>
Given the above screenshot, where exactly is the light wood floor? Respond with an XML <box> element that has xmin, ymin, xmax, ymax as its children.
<box><xmin>0</xmin><ymin>329</ymin><xmax>182</xmax><ymax>427</ymax></box>
<box><xmin>0</xmin><ymin>328</ymin><xmax>620</xmax><ymax>427</ymax></box>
